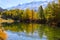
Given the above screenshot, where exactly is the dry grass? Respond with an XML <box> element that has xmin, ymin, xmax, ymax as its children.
<box><xmin>0</xmin><ymin>28</ymin><xmax>8</xmax><ymax>40</ymax></box>
<box><xmin>0</xmin><ymin>18</ymin><xmax>14</xmax><ymax>23</ymax></box>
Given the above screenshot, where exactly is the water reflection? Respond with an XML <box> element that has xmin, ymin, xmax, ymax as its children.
<box><xmin>1</xmin><ymin>23</ymin><xmax>60</xmax><ymax>40</ymax></box>
<box><xmin>38</xmin><ymin>24</ymin><xmax>60</xmax><ymax>40</ymax></box>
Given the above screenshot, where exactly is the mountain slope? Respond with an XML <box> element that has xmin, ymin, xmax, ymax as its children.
<box><xmin>8</xmin><ymin>1</ymin><xmax>52</xmax><ymax>10</ymax></box>
<box><xmin>0</xmin><ymin>7</ymin><xmax>7</xmax><ymax>12</ymax></box>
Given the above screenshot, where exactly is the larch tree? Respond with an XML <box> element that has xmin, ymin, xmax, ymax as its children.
<box><xmin>38</xmin><ymin>5</ymin><xmax>45</xmax><ymax>20</ymax></box>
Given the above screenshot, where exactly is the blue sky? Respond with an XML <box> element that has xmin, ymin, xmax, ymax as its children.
<box><xmin>0</xmin><ymin>0</ymin><xmax>53</xmax><ymax>9</ymax></box>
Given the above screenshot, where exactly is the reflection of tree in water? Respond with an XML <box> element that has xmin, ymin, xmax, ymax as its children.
<box><xmin>3</xmin><ymin>23</ymin><xmax>24</xmax><ymax>32</ymax></box>
<box><xmin>0</xmin><ymin>23</ymin><xmax>8</xmax><ymax>40</ymax></box>
<box><xmin>25</xmin><ymin>23</ymin><xmax>34</xmax><ymax>34</ymax></box>
<box><xmin>38</xmin><ymin>24</ymin><xmax>45</xmax><ymax>39</ymax></box>
<box><xmin>3</xmin><ymin>23</ymin><xmax>38</xmax><ymax>34</ymax></box>
<box><xmin>2</xmin><ymin>23</ymin><xmax>60</xmax><ymax>40</ymax></box>
<box><xmin>38</xmin><ymin>24</ymin><xmax>60</xmax><ymax>40</ymax></box>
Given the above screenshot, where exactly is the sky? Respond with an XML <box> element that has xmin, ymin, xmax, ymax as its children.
<box><xmin>0</xmin><ymin>0</ymin><xmax>54</xmax><ymax>9</ymax></box>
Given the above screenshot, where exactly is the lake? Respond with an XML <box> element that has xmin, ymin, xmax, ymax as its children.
<box><xmin>0</xmin><ymin>23</ymin><xmax>60</xmax><ymax>40</ymax></box>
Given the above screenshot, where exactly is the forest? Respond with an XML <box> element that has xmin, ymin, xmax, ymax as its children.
<box><xmin>0</xmin><ymin>0</ymin><xmax>60</xmax><ymax>26</ymax></box>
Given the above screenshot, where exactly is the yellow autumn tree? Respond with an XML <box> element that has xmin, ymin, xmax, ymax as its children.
<box><xmin>23</xmin><ymin>8</ymin><xmax>32</xmax><ymax>20</ymax></box>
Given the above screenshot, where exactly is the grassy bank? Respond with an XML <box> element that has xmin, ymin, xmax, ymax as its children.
<box><xmin>0</xmin><ymin>18</ymin><xmax>14</xmax><ymax>23</ymax></box>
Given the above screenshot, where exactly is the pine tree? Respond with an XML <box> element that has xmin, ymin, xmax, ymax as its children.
<box><xmin>38</xmin><ymin>6</ymin><xmax>45</xmax><ymax>19</ymax></box>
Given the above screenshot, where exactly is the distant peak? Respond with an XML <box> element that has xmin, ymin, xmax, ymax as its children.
<box><xmin>0</xmin><ymin>7</ymin><xmax>3</xmax><ymax>9</ymax></box>
<box><xmin>7</xmin><ymin>0</ymin><xmax>51</xmax><ymax>10</ymax></box>
<box><xmin>18</xmin><ymin>4</ymin><xmax>21</xmax><ymax>6</ymax></box>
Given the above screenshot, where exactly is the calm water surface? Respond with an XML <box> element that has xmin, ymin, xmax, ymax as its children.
<box><xmin>1</xmin><ymin>23</ymin><xmax>60</xmax><ymax>40</ymax></box>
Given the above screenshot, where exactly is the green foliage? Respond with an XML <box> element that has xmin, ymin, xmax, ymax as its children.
<box><xmin>44</xmin><ymin>0</ymin><xmax>60</xmax><ymax>24</ymax></box>
<box><xmin>38</xmin><ymin>6</ymin><xmax>45</xmax><ymax>19</ymax></box>
<box><xmin>1</xmin><ymin>8</ymin><xmax>38</xmax><ymax>21</ymax></box>
<box><xmin>0</xmin><ymin>0</ymin><xmax>60</xmax><ymax>24</ymax></box>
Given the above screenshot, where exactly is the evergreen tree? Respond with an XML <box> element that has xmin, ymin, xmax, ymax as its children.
<box><xmin>38</xmin><ymin>6</ymin><xmax>45</xmax><ymax>19</ymax></box>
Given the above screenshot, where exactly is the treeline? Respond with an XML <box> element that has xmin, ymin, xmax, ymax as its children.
<box><xmin>1</xmin><ymin>9</ymin><xmax>39</xmax><ymax>23</ymax></box>
<box><xmin>0</xmin><ymin>0</ymin><xmax>60</xmax><ymax>26</ymax></box>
